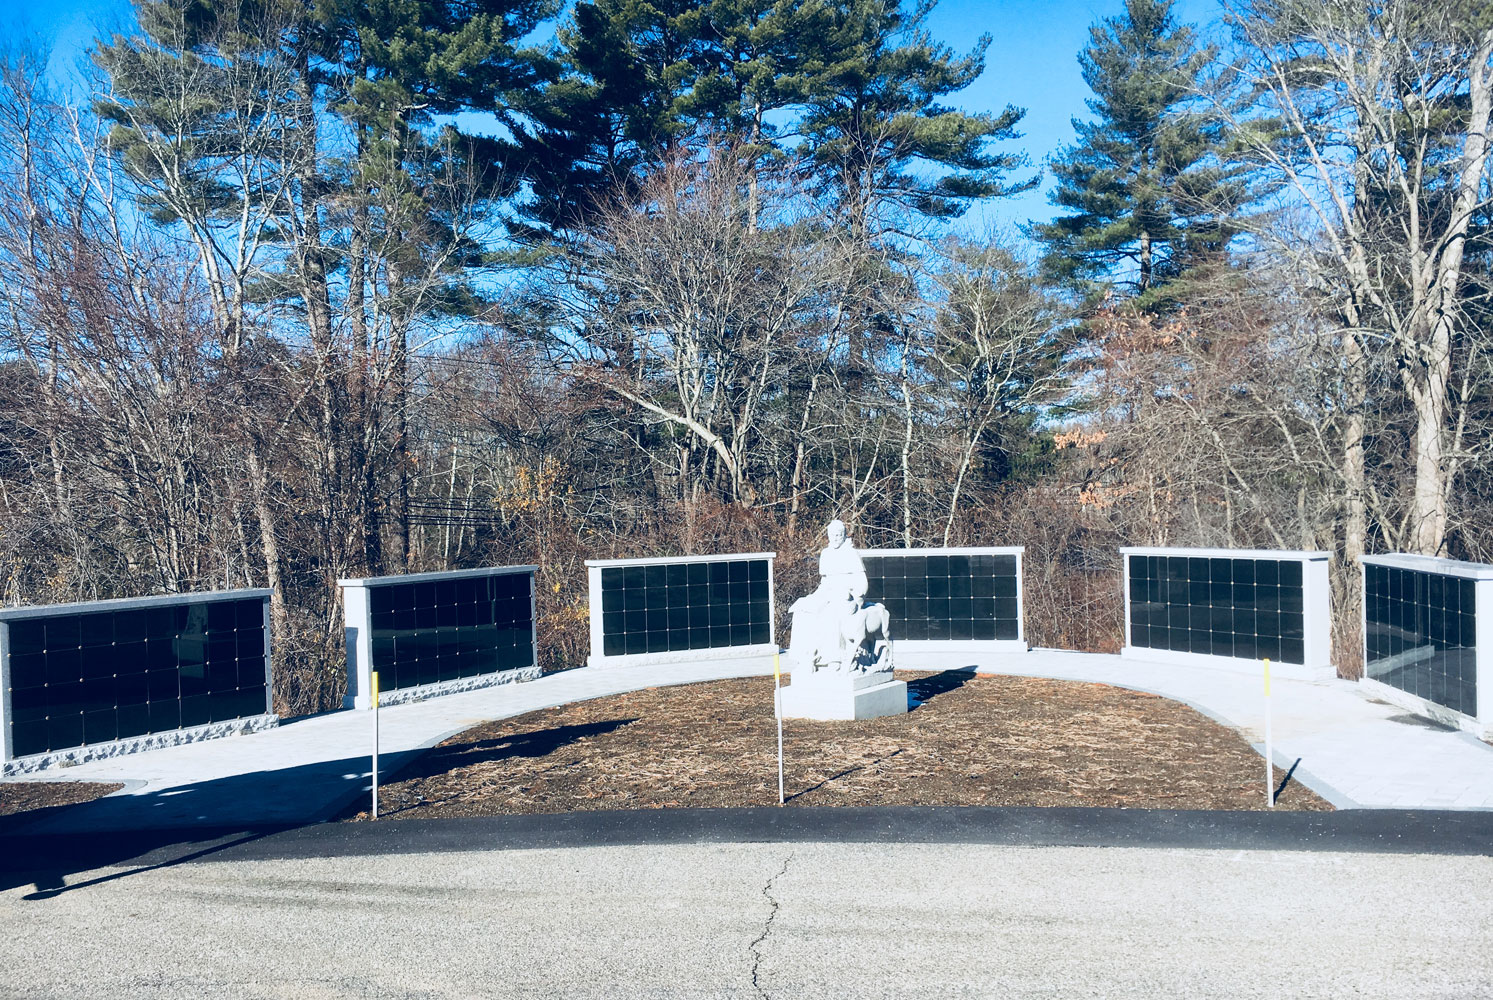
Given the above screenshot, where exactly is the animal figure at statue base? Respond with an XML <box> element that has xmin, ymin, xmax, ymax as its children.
<box><xmin>839</xmin><ymin>602</ymin><xmax>891</xmax><ymax>673</ymax></box>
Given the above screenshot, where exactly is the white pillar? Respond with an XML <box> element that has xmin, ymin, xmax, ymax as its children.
<box><xmin>1476</xmin><ymin>578</ymin><xmax>1493</xmax><ymax>730</ymax></box>
<box><xmin>587</xmin><ymin>564</ymin><xmax>605</xmax><ymax>667</ymax></box>
<box><xmin>342</xmin><ymin>583</ymin><xmax>374</xmax><ymax>710</ymax></box>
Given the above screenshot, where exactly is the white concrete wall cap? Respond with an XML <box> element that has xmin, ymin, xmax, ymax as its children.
<box><xmin>1361</xmin><ymin>553</ymin><xmax>1493</xmax><ymax>580</ymax></box>
<box><xmin>583</xmin><ymin>552</ymin><xmax>776</xmax><ymax>568</ymax></box>
<box><xmin>859</xmin><ymin>546</ymin><xmax>1024</xmax><ymax>556</ymax></box>
<box><xmin>337</xmin><ymin>565</ymin><xmax>538</xmax><ymax>588</ymax></box>
<box><xmin>1120</xmin><ymin>546</ymin><xmax>1330</xmax><ymax>561</ymax></box>
<box><xmin>0</xmin><ymin>588</ymin><xmax>271</xmax><ymax>620</ymax></box>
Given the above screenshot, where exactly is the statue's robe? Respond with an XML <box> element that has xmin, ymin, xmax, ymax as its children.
<box><xmin>789</xmin><ymin>540</ymin><xmax>868</xmax><ymax>671</ymax></box>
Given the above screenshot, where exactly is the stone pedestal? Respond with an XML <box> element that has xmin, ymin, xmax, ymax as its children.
<box><xmin>779</xmin><ymin>666</ymin><xmax>908</xmax><ymax>721</ymax></box>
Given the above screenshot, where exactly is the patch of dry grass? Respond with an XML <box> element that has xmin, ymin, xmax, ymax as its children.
<box><xmin>0</xmin><ymin>781</ymin><xmax>123</xmax><ymax>817</ymax></box>
<box><xmin>348</xmin><ymin>671</ymin><xmax>1330</xmax><ymax>820</ymax></box>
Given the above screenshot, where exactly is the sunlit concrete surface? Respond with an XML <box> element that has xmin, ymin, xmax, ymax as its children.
<box><xmin>3</xmin><ymin>841</ymin><xmax>1491</xmax><ymax>999</ymax></box>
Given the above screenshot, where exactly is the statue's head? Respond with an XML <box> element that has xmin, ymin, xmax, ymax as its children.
<box><xmin>826</xmin><ymin>519</ymin><xmax>847</xmax><ymax>547</ymax></box>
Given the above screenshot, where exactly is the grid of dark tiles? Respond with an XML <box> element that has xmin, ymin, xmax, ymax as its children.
<box><xmin>1127</xmin><ymin>555</ymin><xmax>1307</xmax><ymax>664</ymax></box>
<box><xmin>1364</xmin><ymin>564</ymin><xmax>1477</xmax><ymax>717</ymax></box>
<box><xmin>599</xmin><ymin>559</ymin><xmax>771</xmax><ymax>657</ymax></box>
<box><xmin>5</xmin><ymin>597</ymin><xmax>268</xmax><ymax>758</ymax></box>
<box><xmin>368</xmin><ymin>573</ymin><xmax>535</xmax><ymax>693</ymax></box>
<box><xmin>863</xmin><ymin>554</ymin><xmax>1020</xmax><ymax>642</ymax></box>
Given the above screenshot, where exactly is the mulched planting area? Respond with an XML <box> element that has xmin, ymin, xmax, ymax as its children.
<box><xmin>0</xmin><ymin>781</ymin><xmax>123</xmax><ymax>817</ymax></box>
<box><xmin>349</xmin><ymin>671</ymin><xmax>1330</xmax><ymax>820</ymax></box>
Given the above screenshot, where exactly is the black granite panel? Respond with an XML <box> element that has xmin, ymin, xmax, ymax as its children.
<box><xmin>1364</xmin><ymin>563</ymin><xmax>1477</xmax><ymax>716</ymax></box>
<box><xmin>1127</xmin><ymin>555</ymin><xmax>1310</xmax><ymax>665</ymax></box>
<box><xmin>597</xmin><ymin>559</ymin><xmax>771</xmax><ymax>657</ymax></box>
<box><xmin>863</xmin><ymin>553</ymin><xmax>1020</xmax><ymax>642</ymax></box>
<box><xmin>367</xmin><ymin>571</ymin><xmax>535</xmax><ymax>692</ymax></box>
<box><xmin>5</xmin><ymin>596</ymin><xmax>268</xmax><ymax>758</ymax></box>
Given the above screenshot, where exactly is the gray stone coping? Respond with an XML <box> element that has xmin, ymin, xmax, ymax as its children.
<box><xmin>367</xmin><ymin>666</ymin><xmax>542</xmax><ymax>708</ymax></box>
<box><xmin>1</xmin><ymin>714</ymin><xmax>279</xmax><ymax>776</ymax></box>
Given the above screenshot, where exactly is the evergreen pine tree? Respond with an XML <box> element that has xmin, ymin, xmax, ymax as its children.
<box><xmin>509</xmin><ymin>0</ymin><xmax>831</xmax><ymax>237</ymax></box>
<box><xmin>797</xmin><ymin>0</ymin><xmax>1034</xmax><ymax>234</ymax></box>
<box><xmin>1035</xmin><ymin>0</ymin><xmax>1242</xmax><ymax>303</ymax></box>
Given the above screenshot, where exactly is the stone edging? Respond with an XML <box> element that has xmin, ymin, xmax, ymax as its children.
<box><xmin>1</xmin><ymin>714</ymin><xmax>279</xmax><ymax>776</ymax></box>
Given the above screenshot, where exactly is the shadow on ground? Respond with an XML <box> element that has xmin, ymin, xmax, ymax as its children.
<box><xmin>389</xmin><ymin>719</ymin><xmax>637</xmax><ymax>786</ymax></box>
<box><xmin>0</xmin><ymin>716</ymin><xmax>644</xmax><ymax>896</ymax></box>
<box><xmin>0</xmin><ymin>749</ymin><xmax>414</xmax><ymax>895</ymax></box>
<box><xmin>906</xmin><ymin>668</ymin><xmax>976</xmax><ymax>709</ymax></box>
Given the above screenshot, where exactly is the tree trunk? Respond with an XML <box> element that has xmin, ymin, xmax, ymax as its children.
<box><xmin>1406</xmin><ymin>374</ymin><xmax>1449</xmax><ymax>555</ymax></box>
<box><xmin>1403</xmin><ymin>28</ymin><xmax>1492</xmax><ymax>556</ymax></box>
<box><xmin>1138</xmin><ymin>229</ymin><xmax>1152</xmax><ymax>292</ymax></box>
<box><xmin>347</xmin><ymin>122</ymin><xmax>382</xmax><ymax>577</ymax></box>
<box><xmin>292</xmin><ymin>59</ymin><xmax>345</xmax><ymax>582</ymax></box>
<box><xmin>245</xmin><ymin>446</ymin><xmax>289</xmax><ymax>642</ymax></box>
<box><xmin>900</xmin><ymin>341</ymin><xmax>914</xmax><ymax>547</ymax></box>
<box><xmin>787</xmin><ymin>370</ymin><xmax>821</xmax><ymax>537</ymax></box>
<box><xmin>1341</xmin><ymin>329</ymin><xmax>1367</xmax><ymax>567</ymax></box>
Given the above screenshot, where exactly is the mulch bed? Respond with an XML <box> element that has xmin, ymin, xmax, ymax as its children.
<box><xmin>0</xmin><ymin>781</ymin><xmax>124</xmax><ymax>817</ymax></box>
<box><xmin>348</xmin><ymin>672</ymin><xmax>1329</xmax><ymax>820</ymax></box>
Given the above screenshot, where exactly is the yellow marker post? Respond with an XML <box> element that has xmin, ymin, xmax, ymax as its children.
<box><xmin>1263</xmin><ymin>658</ymin><xmax>1274</xmax><ymax>808</ymax></box>
<box><xmin>371</xmin><ymin>670</ymin><xmax>380</xmax><ymax>820</ymax></box>
<box><xmin>774</xmin><ymin>652</ymin><xmax>784</xmax><ymax>806</ymax></box>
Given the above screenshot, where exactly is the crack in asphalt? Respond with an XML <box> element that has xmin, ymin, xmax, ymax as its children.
<box><xmin>747</xmin><ymin>851</ymin><xmax>793</xmax><ymax>999</ymax></box>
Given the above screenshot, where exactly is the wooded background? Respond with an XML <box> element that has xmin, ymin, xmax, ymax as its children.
<box><xmin>2</xmin><ymin>0</ymin><xmax>1490</xmax><ymax>714</ymax></box>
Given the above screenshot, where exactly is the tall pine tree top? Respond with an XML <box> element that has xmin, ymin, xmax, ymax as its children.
<box><xmin>511</xmin><ymin>0</ymin><xmax>1032</xmax><ymax>239</ymax></box>
<box><xmin>798</xmin><ymin>0</ymin><xmax>1033</xmax><ymax>231</ymax></box>
<box><xmin>1036</xmin><ymin>0</ymin><xmax>1242</xmax><ymax>304</ymax></box>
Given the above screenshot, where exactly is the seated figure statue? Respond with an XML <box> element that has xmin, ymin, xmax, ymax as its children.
<box><xmin>788</xmin><ymin>519</ymin><xmax>891</xmax><ymax>673</ymax></box>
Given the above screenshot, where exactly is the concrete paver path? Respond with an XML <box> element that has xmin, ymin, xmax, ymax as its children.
<box><xmin>4</xmin><ymin>649</ymin><xmax>1492</xmax><ymax>835</ymax></box>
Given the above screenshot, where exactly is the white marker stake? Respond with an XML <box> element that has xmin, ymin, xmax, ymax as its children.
<box><xmin>774</xmin><ymin>652</ymin><xmax>784</xmax><ymax>806</ymax></box>
<box><xmin>1263</xmin><ymin>658</ymin><xmax>1274</xmax><ymax>808</ymax></box>
<box><xmin>372</xmin><ymin>670</ymin><xmax>380</xmax><ymax>820</ymax></box>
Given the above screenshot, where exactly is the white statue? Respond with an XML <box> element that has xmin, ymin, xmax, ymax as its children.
<box><xmin>788</xmin><ymin>519</ymin><xmax>891</xmax><ymax>673</ymax></box>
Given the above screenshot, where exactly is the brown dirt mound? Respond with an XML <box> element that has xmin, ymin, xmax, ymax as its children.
<box><xmin>348</xmin><ymin>671</ymin><xmax>1329</xmax><ymax>819</ymax></box>
<box><xmin>0</xmin><ymin>781</ymin><xmax>124</xmax><ymax>817</ymax></box>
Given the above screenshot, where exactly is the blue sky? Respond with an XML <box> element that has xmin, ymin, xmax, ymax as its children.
<box><xmin>5</xmin><ymin>0</ymin><xmax>1225</xmax><ymax>232</ymax></box>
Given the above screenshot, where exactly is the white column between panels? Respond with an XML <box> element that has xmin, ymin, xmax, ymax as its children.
<box><xmin>767</xmin><ymin>557</ymin><xmax>777</xmax><ymax>648</ymax></box>
<box><xmin>1014</xmin><ymin>549</ymin><xmax>1026</xmax><ymax>647</ymax></box>
<box><xmin>0</xmin><ymin>620</ymin><xmax>12</xmax><ymax>766</ymax></box>
<box><xmin>1304</xmin><ymin>557</ymin><xmax>1332</xmax><ymax>674</ymax></box>
<box><xmin>587</xmin><ymin>565</ymin><xmax>605</xmax><ymax>667</ymax></box>
<box><xmin>529</xmin><ymin>570</ymin><xmax>539</xmax><ymax>673</ymax></box>
<box><xmin>1475</xmin><ymin>578</ymin><xmax>1493</xmax><ymax>728</ymax></box>
<box><xmin>262</xmin><ymin>596</ymin><xmax>275</xmax><ymax>716</ymax></box>
<box><xmin>342</xmin><ymin>584</ymin><xmax>374</xmax><ymax>710</ymax></box>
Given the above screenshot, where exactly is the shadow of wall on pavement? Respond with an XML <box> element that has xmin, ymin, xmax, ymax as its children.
<box><xmin>0</xmin><ymin>714</ymin><xmax>642</xmax><ymax>896</ymax></box>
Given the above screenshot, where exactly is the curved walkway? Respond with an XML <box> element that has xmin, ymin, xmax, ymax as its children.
<box><xmin>2</xmin><ymin>655</ymin><xmax>777</xmax><ymax>835</ymax></box>
<box><xmin>1001</xmin><ymin>649</ymin><xmax>1493</xmax><ymax>810</ymax></box>
<box><xmin>4</xmin><ymin>649</ymin><xmax>1493</xmax><ymax>839</ymax></box>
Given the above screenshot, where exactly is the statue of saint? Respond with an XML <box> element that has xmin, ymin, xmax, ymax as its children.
<box><xmin>788</xmin><ymin>519</ymin><xmax>890</xmax><ymax>673</ymax></box>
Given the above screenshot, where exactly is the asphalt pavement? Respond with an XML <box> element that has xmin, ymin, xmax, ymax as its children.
<box><xmin>3</xmin><ymin>839</ymin><xmax>1490</xmax><ymax>999</ymax></box>
<box><xmin>6</xmin><ymin>804</ymin><xmax>1493</xmax><ymax>887</ymax></box>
